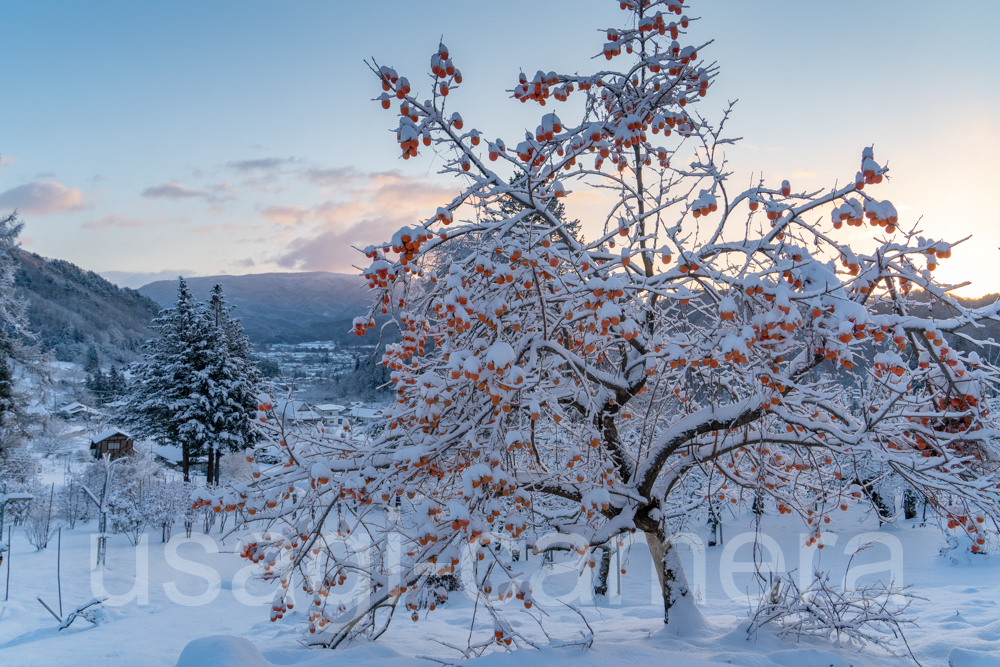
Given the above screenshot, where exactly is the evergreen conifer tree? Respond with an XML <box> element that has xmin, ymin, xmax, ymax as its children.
<box><xmin>203</xmin><ymin>284</ymin><xmax>261</xmax><ymax>483</ymax></box>
<box><xmin>0</xmin><ymin>212</ymin><xmax>34</xmax><ymax>452</ymax></box>
<box><xmin>120</xmin><ymin>278</ymin><xmax>215</xmax><ymax>481</ymax></box>
<box><xmin>83</xmin><ymin>345</ymin><xmax>100</xmax><ymax>375</ymax></box>
<box><xmin>87</xmin><ymin>365</ymin><xmax>129</xmax><ymax>406</ymax></box>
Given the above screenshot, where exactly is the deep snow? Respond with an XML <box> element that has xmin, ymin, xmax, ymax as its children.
<box><xmin>2</xmin><ymin>503</ymin><xmax>1000</xmax><ymax>666</ymax></box>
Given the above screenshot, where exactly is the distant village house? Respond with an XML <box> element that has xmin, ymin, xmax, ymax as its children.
<box><xmin>89</xmin><ymin>427</ymin><xmax>133</xmax><ymax>460</ymax></box>
<box><xmin>60</xmin><ymin>402</ymin><xmax>103</xmax><ymax>420</ymax></box>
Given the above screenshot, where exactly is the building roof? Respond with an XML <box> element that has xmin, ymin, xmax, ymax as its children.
<box><xmin>90</xmin><ymin>427</ymin><xmax>131</xmax><ymax>444</ymax></box>
<box><xmin>60</xmin><ymin>402</ymin><xmax>101</xmax><ymax>416</ymax></box>
<box><xmin>274</xmin><ymin>399</ymin><xmax>321</xmax><ymax>421</ymax></box>
<box><xmin>150</xmin><ymin>444</ymin><xmax>207</xmax><ymax>464</ymax></box>
<box><xmin>151</xmin><ymin>444</ymin><xmax>182</xmax><ymax>463</ymax></box>
<box><xmin>314</xmin><ymin>404</ymin><xmax>346</xmax><ymax>412</ymax></box>
<box><xmin>348</xmin><ymin>407</ymin><xmax>382</xmax><ymax>419</ymax></box>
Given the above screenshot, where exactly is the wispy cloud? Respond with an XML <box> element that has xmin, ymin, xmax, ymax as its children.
<box><xmin>82</xmin><ymin>214</ymin><xmax>149</xmax><ymax>231</ymax></box>
<box><xmin>140</xmin><ymin>181</ymin><xmax>234</xmax><ymax>204</ymax></box>
<box><xmin>141</xmin><ymin>182</ymin><xmax>212</xmax><ymax>200</ymax></box>
<box><xmin>300</xmin><ymin>166</ymin><xmax>363</xmax><ymax>186</ymax></box>
<box><xmin>0</xmin><ymin>155</ymin><xmax>20</xmax><ymax>173</ymax></box>
<box><xmin>261</xmin><ymin>205</ymin><xmax>310</xmax><ymax>225</ymax></box>
<box><xmin>0</xmin><ymin>181</ymin><xmax>85</xmax><ymax>215</ymax></box>
<box><xmin>227</xmin><ymin>157</ymin><xmax>296</xmax><ymax>172</ymax></box>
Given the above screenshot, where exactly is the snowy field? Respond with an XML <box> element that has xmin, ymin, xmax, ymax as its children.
<box><xmin>2</xmin><ymin>508</ymin><xmax>999</xmax><ymax>666</ymax></box>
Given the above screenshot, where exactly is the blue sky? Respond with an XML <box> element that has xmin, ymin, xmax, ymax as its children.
<box><xmin>2</xmin><ymin>1</ymin><xmax>998</xmax><ymax>293</ymax></box>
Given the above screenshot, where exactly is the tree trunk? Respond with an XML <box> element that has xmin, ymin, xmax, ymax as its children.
<box><xmin>215</xmin><ymin>449</ymin><xmax>222</xmax><ymax>484</ymax></box>
<box><xmin>707</xmin><ymin>504</ymin><xmax>719</xmax><ymax>547</ymax></box>
<box><xmin>903</xmin><ymin>489</ymin><xmax>918</xmax><ymax>520</ymax></box>
<box><xmin>206</xmin><ymin>447</ymin><xmax>215</xmax><ymax>486</ymax></box>
<box><xmin>856</xmin><ymin>477</ymin><xmax>893</xmax><ymax>525</ymax></box>
<box><xmin>645</xmin><ymin>528</ymin><xmax>704</xmax><ymax>628</ymax></box>
<box><xmin>182</xmin><ymin>443</ymin><xmax>190</xmax><ymax>483</ymax></box>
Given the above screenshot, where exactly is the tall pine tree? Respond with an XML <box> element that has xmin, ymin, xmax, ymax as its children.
<box><xmin>0</xmin><ymin>212</ymin><xmax>35</xmax><ymax>452</ymax></box>
<box><xmin>120</xmin><ymin>278</ymin><xmax>215</xmax><ymax>481</ymax></box>
<box><xmin>120</xmin><ymin>280</ymin><xmax>260</xmax><ymax>483</ymax></box>
<box><xmin>203</xmin><ymin>284</ymin><xmax>261</xmax><ymax>484</ymax></box>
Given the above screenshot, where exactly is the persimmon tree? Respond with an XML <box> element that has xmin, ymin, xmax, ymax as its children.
<box><xmin>208</xmin><ymin>0</ymin><xmax>1000</xmax><ymax>650</ymax></box>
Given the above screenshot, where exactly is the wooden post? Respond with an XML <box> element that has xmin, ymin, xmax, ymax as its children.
<box><xmin>57</xmin><ymin>527</ymin><xmax>62</xmax><ymax>617</ymax></box>
<box><xmin>5</xmin><ymin>525</ymin><xmax>11</xmax><ymax>602</ymax></box>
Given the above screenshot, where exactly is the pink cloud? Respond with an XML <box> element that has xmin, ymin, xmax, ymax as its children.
<box><xmin>269</xmin><ymin>171</ymin><xmax>455</xmax><ymax>271</ymax></box>
<box><xmin>0</xmin><ymin>155</ymin><xmax>20</xmax><ymax>173</ymax></box>
<box><xmin>82</xmin><ymin>214</ymin><xmax>148</xmax><ymax>231</ymax></box>
<box><xmin>0</xmin><ymin>181</ymin><xmax>85</xmax><ymax>215</ymax></box>
<box><xmin>275</xmin><ymin>215</ymin><xmax>413</xmax><ymax>271</ymax></box>
<box><xmin>261</xmin><ymin>205</ymin><xmax>310</xmax><ymax>225</ymax></box>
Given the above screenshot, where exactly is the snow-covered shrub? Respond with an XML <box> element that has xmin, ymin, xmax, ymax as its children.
<box><xmin>219</xmin><ymin>449</ymin><xmax>251</xmax><ymax>484</ymax></box>
<box><xmin>0</xmin><ymin>444</ymin><xmax>38</xmax><ymax>528</ymax></box>
<box><xmin>750</xmin><ymin>570</ymin><xmax>921</xmax><ymax>661</ymax></box>
<box><xmin>150</xmin><ymin>479</ymin><xmax>193</xmax><ymax>542</ymax></box>
<box><xmin>58</xmin><ymin>473</ymin><xmax>89</xmax><ymax>528</ymax></box>
<box><xmin>24</xmin><ymin>483</ymin><xmax>58</xmax><ymax>550</ymax></box>
<box><xmin>106</xmin><ymin>478</ymin><xmax>153</xmax><ymax>545</ymax></box>
<box><xmin>0</xmin><ymin>445</ymin><xmax>37</xmax><ymax>489</ymax></box>
<box><xmin>32</xmin><ymin>434</ymin><xmax>71</xmax><ymax>459</ymax></box>
<box><xmin>98</xmin><ymin>448</ymin><xmax>191</xmax><ymax>544</ymax></box>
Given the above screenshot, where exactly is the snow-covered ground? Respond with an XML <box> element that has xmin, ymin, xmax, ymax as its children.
<box><xmin>1</xmin><ymin>507</ymin><xmax>999</xmax><ymax>666</ymax></box>
<box><xmin>8</xmin><ymin>367</ymin><xmax>995</xmax><ymax>665</ymax></box>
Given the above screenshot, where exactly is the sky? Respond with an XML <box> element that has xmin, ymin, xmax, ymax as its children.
<box><xmin>2</xmin><ymin>1</ymin><xmax>999</xmax><ymax>293</ymax></box>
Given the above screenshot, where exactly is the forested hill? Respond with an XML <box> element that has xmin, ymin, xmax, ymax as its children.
<box><xmin>138</xmin><ymin>272</ymin><xmax>375</xmax><ymax>345</ymax></box>
<box><xmin>12</xmin><ymin>249</ymin><xmax>162</xmax><ymax>365</ymax></box>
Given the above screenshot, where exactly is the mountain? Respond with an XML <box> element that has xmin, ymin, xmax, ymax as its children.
<box><xmin>138</xmin><ymin>272</ymin><xmax>376</xmax><ymax>345</ymax></box>
<box><xmin>11</xmin><ymin>249</ymin><xmax>162</xmax><ymax>365</ymax></box>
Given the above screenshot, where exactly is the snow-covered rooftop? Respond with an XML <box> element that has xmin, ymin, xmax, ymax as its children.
<box><xmin>59</xmin><ymin>402</ymin><xmax>101</xmax><ymax>415</ymax></box>
<box><xmin>90</xmin><ymin>427</ymin><xmax>131</xmax><ymax>444</ymax></box>
<box><xmin>348</xmin><ymin>407</ymin><xmax>382</xmax><ymax>419</ymax></box>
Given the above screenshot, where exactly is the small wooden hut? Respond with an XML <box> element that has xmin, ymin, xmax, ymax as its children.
<box><xmin>90</xmin><ymin>428</ymin><xmax>133</xmax><ymax>460</ymax></box>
